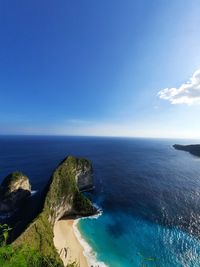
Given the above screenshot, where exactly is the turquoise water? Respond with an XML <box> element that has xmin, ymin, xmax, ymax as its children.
<box><xmin>1</xmin><ymin>136</ymin><xmax>200</xmax><ymax>266</ymax></box>
<box><xmin>79</xmin><ymin>212</ymin><xmax>200</xmax><ymax>266</ymax></box>
<box><xmin>76</xmin><ymin>138</ymin><xmax>200</xmax><ymax>267</ymax></box>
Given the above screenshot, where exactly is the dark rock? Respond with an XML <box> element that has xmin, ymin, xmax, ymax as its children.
<box><xmin>173</xmin><ymin>144</ymin><xmax>200</xmax><ymax>157</ymax></box>
<box><xmin>0</xmin><ymin>172</ymin><xmax>31</xmax><ymax>212</ymax></box>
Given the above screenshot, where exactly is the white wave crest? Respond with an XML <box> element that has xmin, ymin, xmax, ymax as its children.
<box><xmin>73</xmin><ymin>205</ymin><xmax>108</xmax><ymax>267</ymax></box>
<box><xmin>31</xmin><ymin>190</ymin><xmax>37</xmax><ymax>196</ymax></box>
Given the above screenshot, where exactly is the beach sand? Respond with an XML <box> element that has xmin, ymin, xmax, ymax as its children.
<box><xmin>53</xmin><ymin>219</ymin><xmax>89</xmax><ymax>267</ymax></box>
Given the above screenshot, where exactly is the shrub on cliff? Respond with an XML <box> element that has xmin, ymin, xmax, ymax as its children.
<box><xmin>73</xmin><ymin>191</ymin><xmax>94</xmax><ymax>214</ymax></box>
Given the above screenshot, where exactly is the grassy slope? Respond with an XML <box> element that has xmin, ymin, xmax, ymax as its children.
<box><xmin>10</xmin><ymin>156</ymin><xmax>95</xmax><ymax>267</ymax></box>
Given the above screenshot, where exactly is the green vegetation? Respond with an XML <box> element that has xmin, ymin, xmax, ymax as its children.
<box><xmin>11</xmin><ymin>156</ymin><xmax>95</xmax><ymax>267</ymax></box>
<box><xmin>14</xmin><ymin>213</ymin><xmax>60</xmax><ymax>262</ymax></box>
<box><xmin>73</xmin><ymin>191</ymin><xmax>93</xmax><ymax>213</ymax></box>
<box><xmin>0</xmin><ymin>224</ymin><xmax>12</xmax><ymax>246</ymax></box>
<box><xmin>44</xmin><ymin>155</ymin><xmax>95</xmax><ymax>223</ymax></box>
<box><xmin>0</xmin><ymin>171</ymin><xmax>30</xmax><ymax>197</ymax></box>
<box><xmin>2</xmin><ymin>171</ymin><xmax>27</xmax><ymax>187</ymax></box>
<box><xmin>0</xmin><ymin>244</ymin><xmax>81</xmax><ymax>267</ymax></box>
<box><xmin>0</xmin><ymin>245</ymin><xmax>63</xmax><ymax>267</ymax></box>
<box><xmin>0</xmin><ymin>224</ymin><xmax>61</xmax><ymax>267</ymax></box>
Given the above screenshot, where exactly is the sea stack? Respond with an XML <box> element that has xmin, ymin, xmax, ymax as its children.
<box><xmin>0</xmin><ymin>171</ymin><xmax>31</xmax><ymax>212</ymax></box>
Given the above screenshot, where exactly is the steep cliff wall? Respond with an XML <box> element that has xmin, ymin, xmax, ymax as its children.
<box><xmin>75</xmin><ymin>159</ymin><xmax>94</xmax><ymax>191</ymax></box>
<box><xmin>44</xmin><ymin>156</ymin><xmax>95</xmax><ymax>224</ymax></box>
<box><xmin>13</xmin><ymin>156</ymin><xmax>96</xmax><ymax>266</ymax></box>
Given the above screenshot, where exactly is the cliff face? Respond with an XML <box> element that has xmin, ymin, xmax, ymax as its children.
<box><xmin>13</xmin><ymin>156</ymin><xmax>96</xmax><ymax>266</ymax></box>
<box><xmin>75</xmin><ymin>164</ymin><xmax>94</xmax><ymax>192</ymax></box>
<box><xmin>44</xmin><ymin>156</ymin><xmax>96</xmax><ymax>224</ymax></box>
<box><xmin>0</xmin><ymin>172</ymin><xmax>31</xmax><ymax>212</ymax></box>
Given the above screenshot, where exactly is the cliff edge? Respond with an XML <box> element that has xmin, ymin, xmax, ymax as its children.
<box><xmin>0</xmin><ymin>171</ymin><xmax>31</xmax><ymax>212</ymax></box>
<box><xmin>13</xmin><ymin>155</ymin><xmax>97</xmax><ymax>266</ymax></box>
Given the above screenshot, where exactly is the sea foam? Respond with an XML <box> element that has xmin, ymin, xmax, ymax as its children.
<box><xmin>73</xmin><ymin>205</ymin><xmax>108</xmax><ymax>267</ymax></box>
<box><xmin>31</xmin><ymin>190</ymin><xmax>37</xmax><ymax>196</ymax></box>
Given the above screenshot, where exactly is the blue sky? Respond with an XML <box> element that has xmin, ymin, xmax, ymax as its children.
<box><xmin>1</xmin><ymin>0</ymin><xmax>200</xmax><ymax>138</ymax></box>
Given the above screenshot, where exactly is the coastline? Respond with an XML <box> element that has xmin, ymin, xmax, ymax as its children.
<box><xmin>54</xmin><ymin>211</ymin><xmax>108</xmax><ymax>267</ymax></box>
<box><xmin>73</xmin><ymin>218</ymin><xmax>108</xmax><ymax>267</ymax></box>
<box><xmin>53</xmin><ymin>219</ymin><xmax>89</xmax><ymax>267</ymax></box>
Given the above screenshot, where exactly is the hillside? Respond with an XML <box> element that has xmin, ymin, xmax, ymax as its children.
<box><xmin>0</xmin><ymin>155</ymin><xmax>97</xmax><ymax>267</ymax></box>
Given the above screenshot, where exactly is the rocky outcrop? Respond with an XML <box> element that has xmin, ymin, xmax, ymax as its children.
<box><xmin>0</xmin><ymin>172</ymin><xmax>31</xmax><ymax>212</ymax></box>
<box><xmin>75</xmin><ymin>160</ymin><xmax>94</xmax><ymax>191</ymax></box>
<box><xmin>173</xmin><ymin>144</ymin><xmax>200</xmax><ymax>157</ymax></box>
<box><xmin>44</xmin><ymin>156</ymin><xmax>96</xmax><ymax>224</ymax></box>
<box><xmin>13</xmin><ymin>155</ymin><xmax>97</xmax><ymax>266</ymax></box>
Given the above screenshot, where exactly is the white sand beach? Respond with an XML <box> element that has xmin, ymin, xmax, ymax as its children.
<box><xmin>53</xmin><ymin>219</ymin><xmax>89</xmax><ymax>267</ymax></box>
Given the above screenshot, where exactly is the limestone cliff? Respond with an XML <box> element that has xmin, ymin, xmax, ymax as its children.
<box><xmin>75</xmin><ymin>159</ymin><xmax>94</xmax><ymax>191</ymax></box>
<box><xmin>44</xmin><ymin>156</ymin><xmax>95</xmax><ymax>224</ymax></box>
<box><xmin>0</xmin><ymin>171</ymin><xmax>31</xmax><ymax>212</ymax></box>
<box><xmin>13</xmin><ymin>155</ymin><xmax>96</xmax><ymax>266</ymax></box>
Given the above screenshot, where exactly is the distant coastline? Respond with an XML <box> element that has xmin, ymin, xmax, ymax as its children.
<box><xmin>173</xmin><ymin>144</ymin><xmax>200</xmax><ymax>157</ymax></box>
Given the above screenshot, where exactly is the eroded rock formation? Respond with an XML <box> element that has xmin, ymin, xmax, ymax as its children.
<box><xmin>0</xmin><ymin>172</ymin><xmax>31</xmax><ymax>212</ymax></box>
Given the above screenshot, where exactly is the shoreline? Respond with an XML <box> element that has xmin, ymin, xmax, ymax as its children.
<box><xmin>54</xmin><ymin>210</ymin><xmax>108</xmax><ymax>267</ymax></box>
<box><xmin>53</xmin><ymin>219</ymin><xmax>89</xmax><ymax>267</ymax></box>
<box><xmin>72</xmin><ymin>218</ymin><xmax>107</xmax><ymax>267</ymax></box>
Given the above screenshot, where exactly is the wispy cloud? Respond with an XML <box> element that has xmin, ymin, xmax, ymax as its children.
<box><xmin>158</xmin><ymin>68</ymin><xmax>200</xmax><ymax>105</ymax></box>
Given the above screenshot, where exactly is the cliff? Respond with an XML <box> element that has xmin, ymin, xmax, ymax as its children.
<box><xmin>0</xmin><ymin>171</ymin><xmax>31</xmax><ymax>212</ymax></box>
<box><xmin>44</xmin><ymin>156</ymin><xmax>95</xmax><ymax>224</ymax></box>
<box><xmin>13</xmin><ymin>155</ymin><xmax>96</xmax><ymax>266</ymax></box>
<box><xmin>75</xmin><ymin>161</ymin><xmax>94</xmax><ymax>192</ymax></box>
<box><xmin>173</xmin><ymin>144</ymin><xmax>200</xmax><ymax>157</ymax></box>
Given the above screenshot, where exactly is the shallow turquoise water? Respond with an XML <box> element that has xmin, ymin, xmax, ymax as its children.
<box><xmin>79</xmin><ymin>212</ymin><xmax>200</xmax><ymax>266</ymax></box>
<box><xmin>76</xmin><ymin>138</ymin><xmax>200</xmax><ymax>267</ymax></box>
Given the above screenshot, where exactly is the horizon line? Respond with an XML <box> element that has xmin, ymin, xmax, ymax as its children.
<box><xmin>0</xmin><ymin>134</ymin><xmax>200</xmax><ymax>141</ymax></box>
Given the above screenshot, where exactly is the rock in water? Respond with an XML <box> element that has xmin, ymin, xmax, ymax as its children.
<box><xmin>0</xmin><ymin>171</ymin><xmax>31</xmax><ymax>212</ymax></box>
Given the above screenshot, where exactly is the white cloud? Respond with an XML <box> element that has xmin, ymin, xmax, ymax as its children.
<box><xmin>158</xmin><ymin>68</ymin><xmax>200</xmax><ymax>105</ymax></box>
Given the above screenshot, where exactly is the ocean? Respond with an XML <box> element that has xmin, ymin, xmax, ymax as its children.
<box><xmin>0</xmin><ymin>136</ymin><xmax>200</xmax><ymax>267</ymax></box>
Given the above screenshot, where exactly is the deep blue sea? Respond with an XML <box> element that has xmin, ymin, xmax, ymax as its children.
<box><xmin>1</xmin><ymin>136</ymin><xmax>200</xmax><ymax>267</ymax></box>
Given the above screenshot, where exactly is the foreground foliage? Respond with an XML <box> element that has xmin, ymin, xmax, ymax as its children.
<box><xmin>0</xmin><ymin>245</ymin><xmax>62</xmax><ymax>267</ymax></box>
<box><xmin>0</xmin><ymin>224</ymin><xmax>12</xmax><ymax>246</ymax></box>
<box><xmin>0</xmin><ymin>224</ymin><xmax>79</xmax><ymax>267</ymax></box>
<box><xmin>0</xmin><ymin>245</ymin><xmax>80</xmax><ymax>267</ymax></box>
